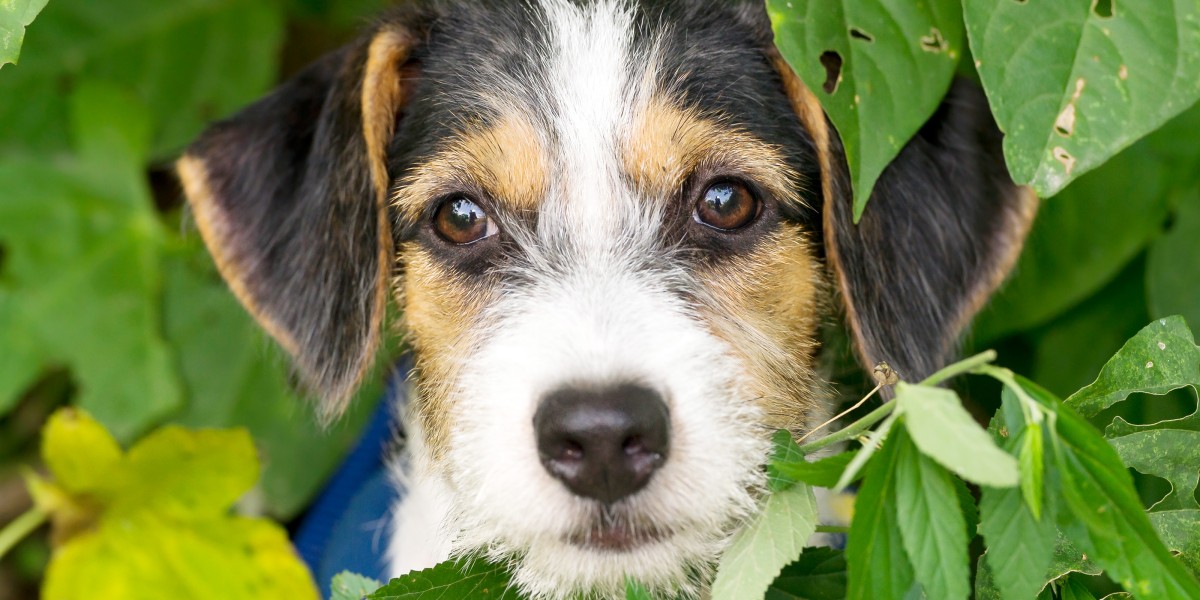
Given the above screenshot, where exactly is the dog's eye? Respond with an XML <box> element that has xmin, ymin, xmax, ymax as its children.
<box><xmin>432</xmin><ymin>197</ymin><xmax>497</xmax><ymax>244</ymax></box>
<box><xmin>694</xmin><ymin>180</ymin><xmax>759</xmax><ymax>231</ymax></box>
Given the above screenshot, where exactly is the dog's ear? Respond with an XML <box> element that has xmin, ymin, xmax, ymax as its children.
<box><xmin>770</xmin><ymin>55</ymin><xmax>1037</xmax><ymax>381</ymax></box>
<box><xmin>177</xmin><ymin>18</ymin><xmax>427</xmax><ymax>414</ymax></box>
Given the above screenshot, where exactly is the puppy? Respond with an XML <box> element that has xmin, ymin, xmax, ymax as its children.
<box><xmin>177</xmin><ymin>0</ymin><xmax>1035</xmax><ymax>597</ymax></box>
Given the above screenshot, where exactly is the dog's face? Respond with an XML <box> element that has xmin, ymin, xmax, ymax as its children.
<box><xmin>178</xmin><ymin>1</ymin><xmax>1035</xmax><ymax>597</ymax></box>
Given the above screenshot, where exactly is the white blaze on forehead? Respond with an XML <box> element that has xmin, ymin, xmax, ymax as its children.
<box><xmin>538</xmin><ymin>0</ymin><xmax>656</xmax><ymax>247</ymax></box>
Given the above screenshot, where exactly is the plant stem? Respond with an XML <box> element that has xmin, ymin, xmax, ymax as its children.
<box><xmin>920</xmin><ymin>349</ymin><xmax>998</xmax><ymax>387</ymax></box>
<box><xmin>799</xmin><ymin>399</ymin><xmax>896</xmax><ymax>454</ymax></box>
<box><xmin>0</xmin><ymin>506</ymin><xmax>47</xmax><ymax>560</ymax></box>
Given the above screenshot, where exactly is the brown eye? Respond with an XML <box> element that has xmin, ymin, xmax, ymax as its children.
<box><xmin>432</xmin><ymin>197</ymin><xmax>497</xmax><ymax>244</ymax></box>
<box><xmin>695</xmin><ymin>180</ymin><xmax>758</xmax><ymax>231</ymax></box>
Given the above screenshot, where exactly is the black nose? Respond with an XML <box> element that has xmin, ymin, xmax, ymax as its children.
<box><xmin>533</xmin><ymin>383</ymin><xmax>670</xmax><ymax>504</ymax></box>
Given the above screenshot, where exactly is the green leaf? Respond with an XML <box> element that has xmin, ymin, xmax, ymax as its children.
<box><xmin>973</xmin><ymin>142</ymin><xmax>1171</xmax><ymax>342</ymax></box>
<box><xmin>963</xmin><ymin>0</ymin><xmax>1200</xmax><ymax>197</ymax></box>
<box><xmin>625</xmin><ymin>577</ymin><xmax>652</xmax><ymax>600</ymax></box>
<box><xmin>1148</xmin><ymin>191</ymin><xmax>1200</xmax><ymax>330</ymax></box>
<box><xmin>1067</xmin><ymin>317</ymin><xmax>1200</xmax><ymax>418</ymax></box>
<box><xmin>897</xmin><ymin>382</ymin><xmax>1019</xmax><ymax>487</ymax></box>
<box><xmin>0</xmin><ymin>0</ymin><xmax>285</xmax><ymax>158</ymax></box>
<box><xmin>369</xmin><ymin>559</ymin><xmax>521</xmax><ymax>600</ymax></box>
<box><xmin>765</xmin><ymin>547</ymin><xmax>847</xmax><ymax>600</ymax></box>
<box><xmin>770</xmin><ymin>446</ymin><xmax>858</xmax><ymax>490</ymax></box>
<box><xmin>979</xmin><ymin>429</ymin><xmax>1058</xmax><ymax>600</ymax></box>
<box><xmin>846</xmin><ymin>421</ymin><xmax>918</xmax><ymax>599</ymax></box>
<box><xmin>1061</xmin><ymin>575</ymin><xmax>1100</xmax><ymax>600</ymax></box>
<box><xmin>0</xmin><ymin>82</ymin><xmax>181</xmax><ymax>439</ymax></box>
<box><xmin>1148</xmin><ymin>510</ymin><xmax>1200</xmax><ymax>578</ymax></box>
<box><xmin>768</xmin><ymin>0</ymin><xmax>964</xmax><ymax>219</ymax></box>
<box><xmin>1019</xmin><ymin>376</ymin><xmax>1200</xmax><ymax>598</ymax></box>
<box><xmin>1110</xmin><ymin>429</ymin><xmax>1200</xmax><ymax>511</ymax></box>
<box><xmin>1019</xmin><ymin>423</ymin><xmax>1046</xmax><ymax>519</ymax></box>
<box><xmin>332</xmin><ymin>572</ymin><xmax>384</xmax><ymax>600</ymax></box>
<box><xmin>894</xmin><ymin>427</ymin><xmax>969</xmax><ymax>600</ymax></box>
<box><xmin>712</xmin><ymin>482</ymin><xmax>819</xmax><ymax>600</ymax></box>
<box><xmin>162</xmin><ymin>244</ymin><xmax>382</xmax><ymax>518</ymax></box>
<box><xmin>0</xmin><ymin>0</ymin><xmax>48</xmax><ymax>66</ymax></box>
<box><xmin>32</xmin><ymin>408</ymin><xmax>319</xmax><ymax>600</ymax></box>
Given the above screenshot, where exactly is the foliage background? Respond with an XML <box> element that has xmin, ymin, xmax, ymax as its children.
<box><xmin>0</xmin><ymin>0</ymin><xmax>1198</xmax><ymax>598</ymax></box>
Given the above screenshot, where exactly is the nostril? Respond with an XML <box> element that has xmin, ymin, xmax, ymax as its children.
<box><xmin>533</xmin><ymin>382</ymin><xmax>671</xmax><ymax>504</ymax></box>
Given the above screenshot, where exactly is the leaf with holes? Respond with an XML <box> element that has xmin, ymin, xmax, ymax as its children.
<box><xmin>963</xmin><ymin>0</ymin><xmax>1200</xmax><ymax>197</ymax></box>
<box><xmin>711</xmin><ymin>482</ymin><xmax>819</xmax><ymax>600</ymax></box>
<box><xmin>1066</xmin><ymin>316</ymin><xmax>1200</xmax><ymax>418</ymax></box>
<box><xmin>0</xmin><ymin>0</ymin><xmax>48</xmax><ymax>66</ymax></box>
<box><xmin>768</xmin><ymin>0</ymin><xmax>964</xmax><ymax>220</ymax></box>
<box><xmin>1148</xmin><ymin>191</ymin><xmax>1200</xmax><ymax>330</ymax></box>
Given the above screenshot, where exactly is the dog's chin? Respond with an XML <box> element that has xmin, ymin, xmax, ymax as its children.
<box><xmin>508</xmin><ymin>524</ymin><xmax>724</xmax><ymax>600</ymax></box>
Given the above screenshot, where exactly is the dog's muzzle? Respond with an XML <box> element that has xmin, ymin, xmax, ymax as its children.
<box><xmin>533</xmin><ymin>383</ymin><xmax>670</xmax><ymax>505</ymax></box>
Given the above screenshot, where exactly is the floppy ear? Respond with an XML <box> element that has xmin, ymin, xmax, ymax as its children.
<box><xmin>177</xmin><ymin>19</ymin><xmax>426</xmax><ymax>413</ymax></box>
<box><xmin>771</xmin><ymin>55</ymin><xmax>1037</xmax><ymax>381</ymax></box>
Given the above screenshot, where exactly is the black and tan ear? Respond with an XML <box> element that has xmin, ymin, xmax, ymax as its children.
<box><xmin>177</xmin><ymin>18</ymin><xmax>426</xmax><ymax>414</ymax></box>
<box><xmin>771</xmin><ymin>55</ymin><xmax>1037</xmax><ymax>381</ymax></box>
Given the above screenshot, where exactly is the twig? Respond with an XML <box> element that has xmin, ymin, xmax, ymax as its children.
<box><xmin>0</xmin><ymin>506</ymin><xmax>47</xmax><ymax>560</ymax></box>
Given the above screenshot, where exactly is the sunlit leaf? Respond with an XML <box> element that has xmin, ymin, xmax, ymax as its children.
<box><xmin>895</xmin><ymin>429</ymin><xmax>969</xmax><ymax>599</ymax></box>
<box><xmin>0</xmin><ymin>0</ymin><xmax>48</xmax><ymax>66</ymax></box>
<box><xmin>898</xmin><ymin>382</ymin><xmax>1019</xmax><ymax>487</ymax></box>
<box><xmin>712</xmin><ymin>483</ymin><xmax>819</xmax><ymax>600</ymax></box>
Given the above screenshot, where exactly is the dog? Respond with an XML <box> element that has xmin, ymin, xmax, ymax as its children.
<box><xmin>176</xmin><ymin>1</ymin><xmax>1036</xmax><ymax>597</ymax></box>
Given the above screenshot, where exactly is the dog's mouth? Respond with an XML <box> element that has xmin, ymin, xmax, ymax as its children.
<box><xmin>566</xmin><ymin>514</ymin><xmax>670</xmax><ymax>552</ymax></box>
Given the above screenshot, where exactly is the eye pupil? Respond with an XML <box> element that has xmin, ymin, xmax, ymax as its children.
<box><xmin>433</xmin><ymin>197</ymin><xmax>494</xmax><ymax>244</ymax></box>
<box><xmin>696</xmin><ymin>180</ymin><xmax>757</xmax><ymax>230</ymax></box>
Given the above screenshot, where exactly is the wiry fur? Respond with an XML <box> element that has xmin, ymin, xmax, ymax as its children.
<box><xmin>177</xmin><ymin>0</ymin><xmax>1035</xmax><ymax>598</ymax></box>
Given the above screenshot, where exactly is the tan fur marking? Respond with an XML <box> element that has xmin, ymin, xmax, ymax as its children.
<box><xmin>176</xmin><ymin>155</ymin><xmax>299</xmax><ymax>355</ymax></box>
<box><xmin>624</xmin><ymin>98</ymin><xmax>805</xmax><ymax>208</ymax></box>
<box><xmin>397</xmin><ymin>245</ymin><xmax>493</xmax><ymax>461</ymax></box>
<box><xmin>392</xmin><ymin>115</ymin><xmax>548</xmax><ymax>219</ymax></box>
<box><xmin>700</xmin><ymin>224</ymin><xmax>827</xmax><ymax>433</ymax></box>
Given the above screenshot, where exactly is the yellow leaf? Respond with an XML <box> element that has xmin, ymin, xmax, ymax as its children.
<box><xmin>41</xmin><ymin>408</ymin><xmax>121</xmax><ymax>495</ymax></box>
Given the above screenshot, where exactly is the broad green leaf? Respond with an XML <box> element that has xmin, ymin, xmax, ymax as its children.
<box><xmin>1067</xmin><ymin>317</ymin><xmax>1200</xmax><ymax>418</ymax></box>
<box><xmin>712</xmin><ymin>483</ymin><xmax>819</xmax><ymax>600</ymax></box>
<box><xmin>895</xmin><ymin>429</ymin><xmax>969</xmax><ymax>600</ymax></box>
<box><xmin>1019</xmin><ymin>423</ymin><xmax>1046</xmax><ymax>519</ymax></box>
<box><xmin>369</xmin><ymin>559</ymin><xmax>520</xmax><ymax>600</ymax></box>
<box><xmin>624</xmin><ymin>577</ymin><xmax>652</xmax><ymax>600</ymax></box>
<box><xmin>0</xmin><ymin>0</ymin><xmax>48</xmax><ymax>66</ymax></box>
<box><xmin>1148</xmin><ymin>191</ymin><xmax>1200</xmax><ymax>330</ymax></box>
<box><xmin>963</xmin><ymin>0</ymin><xmax>1200</xmax><ymax>197</ymax></box>
<box><xmin>767</xmin><ymin>429</ymin><xmax>805</xmax><ymax>491</ymax></box>
<box><xmin>979</xmin><ymin>428</ymin><xmax>1058</xmax><ymax>600</ymax></box>
<box><xmin>1148</xmin><ymin>510</ymin><xmax>1200</xmax><ymax>578</ymax></box>
<box><xmin>973</xmin><ymin>143</ymin><xmax>1171</xmax><ymax>342</ymax></box>
<box><xmin>1019</xmin><ymin>376</ymin><xmax>1200</xmax><ymax>598</ymax></box>
<box><xmin>0</xmin><ymin>0</ymin><xmax>284</xmax><ymax>158</ymax></box>
<box><xmin>0</xmin><ymin>82</ymin><xmax>181</xmax><ymax>439</ymax></box>
<box><xmin>1042</xmin><ymin>533</ymin><xmax>1104</xmax><ymax>591</ymax></box>
<box><xmin>332</xmin><ymin>572</ymin><xmax>384</xmax><ymax>600</ymax></box>
<box><xmin>765</xmin><ymin>547</ymin><xmax>847</xmax><ymax>600</ymax></box>
<box><xmin>897</xmin><ymin>382</ymin><xmax>1019</xmax><ymax>487</ymax></box>
<box><xmin>32</xmin><ymin>408</ymin><xmax>319</xmax><ymax>600</ymax></box>
<box><xmin>846</xmin><ymin>421</ymin><xmax>918</xmax><ymax>600</ymax></box>
<box><xmin>768</xmin><ymin>0</ymin><xmax>963</xmax><ymax>219</ymax></box>
<box><xmin>163</xmin><ymin>245</ymin><xmax>381</xmax><ymax>518</ymax></box>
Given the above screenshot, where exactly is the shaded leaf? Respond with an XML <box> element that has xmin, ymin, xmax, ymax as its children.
<box><xmin>369</xmin><ymin>560</ymin><xmax>520</xmax><ymax>600</ymax></box>
<box><xmin>1067</xmin><ymin>317</ymin><xmax>1200</xmax><ymax>418</ymax></box>
<box><xmin>768</xmin><ymin>0</ymin><xmax>964</xmax><ymax>219</ymax></box>
<box><xmin>1147</xmin><ymin>190</ymin><xmax>1200</xmax><ymax>330</ymax></box>
<box><xmin>766</xmin><ymin>547</ymin><xmax>847</xmax><ymax>600</ymax></box>
<box><xmin>769</xmin><ymin>432</ymin><xmax>858</xmax><ymax>490</ymax></box>
<box><xmin>895</xmin><ymin>428</ymin><xmax>969</xmax><ymax>599</ymax></box>
<box><xmin>1148</xmin><ymin>510</ymin><xmax>1200</xmax><ymax>578</ymax></box>
<box><xmin>0</xmin><ymin>0</ymin><xmax>48</xmax><ymax>66</ymax></box>
<box><xmin>898</xmin><ymin>382</ymin><xmax>1019</xmax><ymax>487</ymax></box>
<box><xmin>963</xmin><ymin>0</ymin><xmax>1200</xmax><ymax>196</ymax></box>
<box><xmin>712</xmin><ymin>483</ymin><xmax>819</xmax><ymax>600</ymax></box>
<box><xmin>1110</xmin><ymin>429</ymin><xmax>1200</xmax><ymax>511</ymax></box>
<box><xmin>1061</xmin><ymin>575</ymin><xmax>1099</xmax><ymax>600</ymax></box>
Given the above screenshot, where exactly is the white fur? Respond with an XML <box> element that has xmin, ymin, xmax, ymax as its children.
<box><xmin>388</xmin><ymin>2</ymin><xmax>774</xmax><ymax>597</ymax></box>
